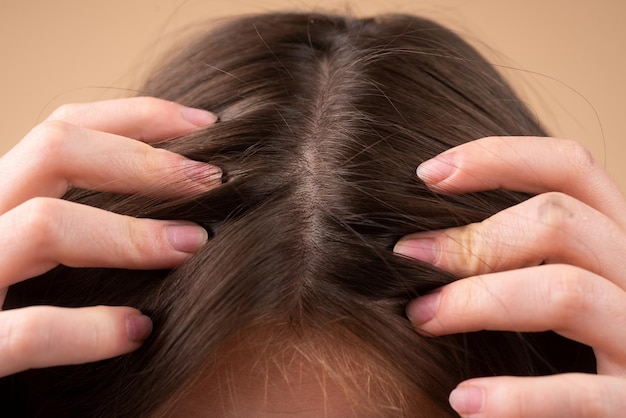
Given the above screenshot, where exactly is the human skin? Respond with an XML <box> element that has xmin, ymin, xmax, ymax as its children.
<box><xmin>3</xmin><ymin>98</ymin><xmax>624</xmax><ymax>416</ymax></box>
<box><xmin>396</xmin><ymin>136</ymin><xmax>626</xmax><ymax>417</ymax></box>
<box><xmin>0</xmin><ymin>97</ymin><xmax>219</xmax><ymax>376</ymax></box>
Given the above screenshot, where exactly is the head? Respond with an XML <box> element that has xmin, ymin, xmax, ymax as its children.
<box><xmin>1</xmin><ymin>12</ymin><xmax>593</xmax><ymax>417</ymax></box>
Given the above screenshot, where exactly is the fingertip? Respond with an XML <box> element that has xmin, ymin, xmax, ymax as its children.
<box><xmin>394</xmin><ymin>236</ymin><xmax>437</xmax><ymax>264</ymax></box>
<box><xmin>179</xmin><ymin>106</ymin><xmax>218</xmax><ymax>127</ymax></box>
<box><xmin>417</xmin><ymin>152</ymin><xmax>456</xmax><ymax>186</ymax></box>
<box><xmin>0</xmin><ymin>306</ymin><xmax>155</xmax><ymax>376</ymax></box>
<box><xmin>181</xmin><ymin>159</ymin><xmax>223</xmax><ymax>188</ymax></box>
<box><xmin>165</xmin><ymin>223</ymin><xmax>209</xmax><ymax>254</ymax></box>
<box><xmin>406</xmin><ymin>289</ymin><xmax>440</xmax><ymax>326</ymax></box>
<box><xmin>449</xmin><ymin>384</ymin><xmax>485</xmax><ymax>417</ymax></box>
<box><xmin>125</xmin><ymin>314</ymin><xmax>153</xmax><ymax>343</ymax></box>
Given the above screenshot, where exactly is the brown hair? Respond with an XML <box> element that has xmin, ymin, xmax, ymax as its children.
<box><xmin>1</xmin><ymin>12</ymin><xmax>594</xmax><ymax>417</ymax></box>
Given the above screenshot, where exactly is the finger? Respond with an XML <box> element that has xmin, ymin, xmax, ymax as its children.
<box><xmin>395</xmin><ymin>192</ymin><xmax>626</xmax><ymax>286</ymax></box>
<box><xmin>449</xmin><ymin>374</ymin><xmax>626</xmax><ymax>418</ymax></box>
<box><xmin>406</xmin><ymin>264</ymin><xmax>626</xmax><ymax>367</ymax></box>
<box><xmin>0</xmin><ymin>198</ymin><xmax>208</xmax><ymax>287</ymax></box>
<box><xmin>0</xmin><ymin>306</ymin><xmax>152</xmax><ymax>377</ymax></box>
<box><xmin>0</xmin><ymin>121</ymin><xmax>221</xmax><ymax>213</ymax></box>
<box><xmin>45</xmin><ymin>97</ymin><xmax>218</xmax><ymax>141</ymax></box>
<box><xmin>417</xmin><ymin>136</ymin><xmax>626</xmax><ymax>229</ymax></box>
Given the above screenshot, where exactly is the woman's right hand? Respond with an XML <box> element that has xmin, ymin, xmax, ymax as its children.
<box><xmin>0</xmin><ymin>97</ymin><xmax>221</xmax><ymax>377</ymax></box>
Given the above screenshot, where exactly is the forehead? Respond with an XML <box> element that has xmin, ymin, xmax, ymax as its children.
<box><xmin>156</xmin><ymin>327</ymin><xmax>431</xmax><ymax>417</ymax></box>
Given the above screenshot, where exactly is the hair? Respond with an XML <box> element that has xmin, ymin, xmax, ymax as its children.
<box><xmin>1</xmin><ymin>12</ymin><xmax>594</xmax><ymax>417</ymax></box>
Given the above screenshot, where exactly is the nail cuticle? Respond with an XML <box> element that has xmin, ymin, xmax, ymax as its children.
<box><xmin>449</xmin><ymin>385</ymin><xmax>484</xmax><ymax>415</ymax></box>
<box><xmin>406</xmin><ymin>289</ymin><xmax>441</xmax><ymax>325</ymax></box>
<box><xmin>180</xmin><ymin>106</ymin><xmax>218</xmax><ymax>126</ymax></box>
<box><xmin>182</xmin><ymin>159</ymin><xmax>223</xmax><ymax>184</ymax></box>
<box><xmin>165</xmin><ymin>224</ymin><xmax>208</xmax><ymax>254</ymax></box>
<box><xmin>126</xmin><ymin>314</ymin><xmax>153</xmax><ymax>343</ymax></box>
<box><xmin>417</xmin><ymin>152</ymin><xmax>456</xmax><ymax>185</ymax></box>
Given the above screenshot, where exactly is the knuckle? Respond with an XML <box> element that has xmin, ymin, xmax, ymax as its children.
<box><xmin>142</xmin><ymin>148</ymin><xmax>181</xmax><ymax>180</ymax></box>
<box><xmin>544</xmin><ymin>266</ymin><xmax>593</xmax><ymax>323</ymax></box>
<box><xmin>535</xmin><ymin>192</ymin><xmax>576</xmax><ymax>231</ymax></box>
<box><xmin>78</xmin><ymin>306</ymin><xmax>131</xmax><ymax>360</ymax></box>
<box><xmin>133</xmin><ymin>97</ymin><xmax>170</xmax><ymax>122</ymax></box>
<box><xmin>443</xmin><ymin>281</ymin><xmax>474</xmax><ymax>318</ymax></box>
<box><xmin>130</xmin><ymin>141</ymin><xmax>155</xmax><ymax>173</ymax></box>
<box><xmin>123</xmin><ymin>218</ymin><xmax>161</xmax><ymax>260</ymax></box>
<box><xmin>26</xmin><ymin>120</ymin><xmax>72</xmax><ymax>160</ymax></box>
<box><xmin>13</xmin><ymin>198</ymin><xmax>63</xmax><ymax>249</ymax></box>
<box><xmin>128</xmin><ymin>143</ymin><xmax>186</xmax><ymax>192</ymax></box>
<box><xmin>94</xmin><ymin>306</ymin><xmax>128</xmax><ymax>349</ymax></box>
<box><xmin>437</xmin><ymin>276</ymin><xmax>486</xmax><ymax>328</ymax></box>
<box><xmin>47</xmin><ymin>103</ymin><xmax>82</xmax><ymax>122</ymax></box>
<box><xmin>444</xmin><ymin>222</ymin><xmax>493</xmax><ymax>275</ymax></box>
<box><xmin>142</xmin><ymin>145</ymin><xmax>177</xmax><ymax>170</ymax></box>
<box><xmin>129</xmin><ymin>148</ymin><xmax>193</xmax><ymax>196</ymax></box>
<box><xmin>82</xmin><ymin>307</ymin><xmax>108</xmax><ymax>351</ymax></box>
<box><xmin>134</xmin><ymin>97</ymin><xmax>180</xmax><ymax>141</ymax></box>
<box><xmin>0</xmin><ymin>313</ymin><xmax>47</xmax><ymax>365</ymax></box>
<box><xmin>561</xmin><ymin>139</ymin><xmax>596</xmax><ymax>175</ymax></box>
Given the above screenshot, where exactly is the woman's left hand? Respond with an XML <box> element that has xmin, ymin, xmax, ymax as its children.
<box><xmin>395</xmin><ymin>136</ymin><xmax>626</xmax><ymax>417</ymax></box>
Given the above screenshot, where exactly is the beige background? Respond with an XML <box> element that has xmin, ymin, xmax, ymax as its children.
<box><xmin>2</xmin><ymin>1</ymin><xmax>625</xmax><ymax>189</ymax></box>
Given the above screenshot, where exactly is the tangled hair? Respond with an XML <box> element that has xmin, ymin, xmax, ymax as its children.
<box><xmin>1</xmin><ymin>12</ymin><xmax>594</xmax><ymax>417</ymax></box>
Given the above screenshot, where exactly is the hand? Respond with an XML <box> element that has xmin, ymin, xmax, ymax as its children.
<box><xmin>395</xmin><ymin>136</ymin><xmax>626</xmax><ymax>417</ymax></box>
<box><xmin>0</xmin><ymin>97</ymin><xmax>221</xmax><ymax>377</ymax></box>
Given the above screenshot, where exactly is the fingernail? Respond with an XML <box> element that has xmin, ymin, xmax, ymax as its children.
<box><xmin>182</xmin><ymin>160</ymin><xmax>222</xmax><ymax>185</ymax></box>
<box><xmin>449</xmin><ymin>385</ymin><xmax>484</xmax><ymax>416</ymax></box>
<box><xmin>166</xmin><ymin>224</ymin><xmax>208</xmax><ymax>253</ymax></box>
<box><xmin>126</xmin><ymin>314</ymin><xmax>153</xmax><ymax>342</ymax></box>
<box><xmin>180</xmin><ymin>106</ymin><xmax>218</xmax><ymax>126</ymax></box>
<box><xmin>417</xmin><ymin>153</ymin><xmax>456</xmax><ymax>185</ymax></box>
<box><xmin>406</xmin><ymin>290</ymin><xmax>440</xmax><ymax>325</ymax></box>
<box><xmin>394</xmin><ymin>237</ymin><xmax>437</xmax><ymax>264</ymax></box>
